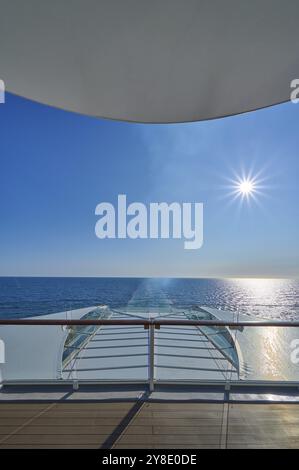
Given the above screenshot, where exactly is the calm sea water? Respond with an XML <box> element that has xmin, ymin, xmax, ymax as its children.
<box><xmin>0</xmin><ymin>277</ymin><xmax>298</xmax><ymax>320</ymax></box>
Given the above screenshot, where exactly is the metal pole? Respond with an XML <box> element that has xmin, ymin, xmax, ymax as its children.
<box><xmin>149</xmin><ymin>323</ymin><xmax>155</xmax><ymax>392</ymax></box>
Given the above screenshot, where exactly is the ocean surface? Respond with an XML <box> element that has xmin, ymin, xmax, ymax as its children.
<box><xmin>0</xmin><ymin>277</ymin><xmax>299</xmax><ymax>320</ymax></box>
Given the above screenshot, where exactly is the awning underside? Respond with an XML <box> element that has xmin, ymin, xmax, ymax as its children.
<box><xmin>1</xmin><ymin>0</ymin><xmax>299</xmax><ymax>122</ymax></box>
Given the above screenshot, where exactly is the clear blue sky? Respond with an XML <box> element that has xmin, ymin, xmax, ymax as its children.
<box><xmin>0</xmin><ymin>93</ymin><xmax>298</xmax><ymax>278</ymax></box>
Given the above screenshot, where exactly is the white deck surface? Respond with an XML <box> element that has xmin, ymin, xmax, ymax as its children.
<box><xmin>63</xmin><ymin>310</ymin><xmax>238</xmax><ymax>382</ymax></box>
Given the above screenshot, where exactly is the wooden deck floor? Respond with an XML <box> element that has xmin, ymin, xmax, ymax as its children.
<box><xmin>0</xmin><ymin>402</ymin><xmax>299</xmax><ymax>449</ymax></box>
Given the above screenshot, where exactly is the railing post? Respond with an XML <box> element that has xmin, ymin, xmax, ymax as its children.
<box><xmin>224</xmin><ymin>380</ymin><xmax>230</xmax><ymax>402</ymax></box>
<box><xmin>149</xmin><ymin>323</ymin><xmax>155</xmax><ymax>392</ymax></box>
<box><xmin>72</xmin><ymin>379</ymin><xmax>79</xmax><ymax>391</ymax></box>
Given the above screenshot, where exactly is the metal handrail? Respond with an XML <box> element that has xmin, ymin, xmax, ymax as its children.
<box><xmin>0</xmin><ymin>318</ymin><xmax>299</xmax><ymax>327</ymax></box>
<box><xmin>1</xmin><ymin>318</ymin><xmax>299</xmax><ymax>392</ymax></box>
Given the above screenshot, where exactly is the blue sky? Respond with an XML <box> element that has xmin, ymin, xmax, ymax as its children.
<box><xmin>0</xmin><ymin>93</ymin><xmax>298</xmax><ymax>278</ymax></box>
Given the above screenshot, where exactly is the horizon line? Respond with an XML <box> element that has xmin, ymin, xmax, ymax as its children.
<box><xmin>0</xmin><ymin>275</ymin><xmax>297</xmax><ymax>280</ymax></box>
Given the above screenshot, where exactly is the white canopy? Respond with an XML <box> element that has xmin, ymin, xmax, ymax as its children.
<box><xmin>0</xmin><ymin>0</ymin><xmax>298</xmax><ymax>122</ymax></box>
<box><xmin>0</xmin><ymin>307</ymin><xmax>96</xmax><ymax>382</ymax></box>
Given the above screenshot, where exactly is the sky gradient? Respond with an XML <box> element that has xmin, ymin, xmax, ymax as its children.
<box><xmin>0</xmin><ymin>93</ymin><xmax>298</xmax><ymax>278</ymax></box>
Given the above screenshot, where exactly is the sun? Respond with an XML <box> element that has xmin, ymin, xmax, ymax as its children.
<box><xmin>223</xmin><ymin>170</ymin><xmax>266</xmax><ymax>206</ymax></box>
<box><xmin>229</xmin><ymin>174</ymin><xmax>261</xmax><ymax>202</ymax></box>
<box><xmin>238</xmin><ymin>179</ymin><xmax>255</xmax><ymax>196</ymax></box>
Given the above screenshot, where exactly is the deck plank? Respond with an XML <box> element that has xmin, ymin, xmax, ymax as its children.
<box><xmin>0</xmin><ymin>402</ymin><xmax>299</xmax><ymax>449</ymax></box>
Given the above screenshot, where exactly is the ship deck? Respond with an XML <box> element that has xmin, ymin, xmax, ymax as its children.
<box><xmin>1</xmin><ymin>305</ymin><xmax>299</xmax><ymax>448</ymax></box>
<box><xmin>0</xmin><ymin>387</ymin><xmax>299</xmax><ymax>449</ymax></box>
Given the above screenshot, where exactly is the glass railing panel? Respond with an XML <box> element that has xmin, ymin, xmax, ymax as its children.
<box><xmin>183</xmin><ymin>307</ymin><xmax>240</xmax><ymax>377</ymax></box>
<box><xmin>154</xmin><ymin>323</ymin><xmax>238</xmax><ymax>382</ymax></box>
<box><xmin>62</xmin><ymin>305</ymin><xmax>111</xmax><ymax>367</ymax></box>
<box><xmin>0</xmin><ymin>324</ymin><xmax>68</xmax><ymax>382</ymax></box>
<box><xmin>61</xmin><ymin>322</ymin><xmax>149</xmax><ymax>382</ymax></box>
<box><xmin>0</xmin><ymin>316</ymin><xmax>149</xmax><ymax>384</ymax></box>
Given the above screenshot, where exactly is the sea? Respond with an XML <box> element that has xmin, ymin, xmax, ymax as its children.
<box><xmin>0</xmin><ymin>276</ymin><xmax>298</xmax><ymax>320</ymax></box>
